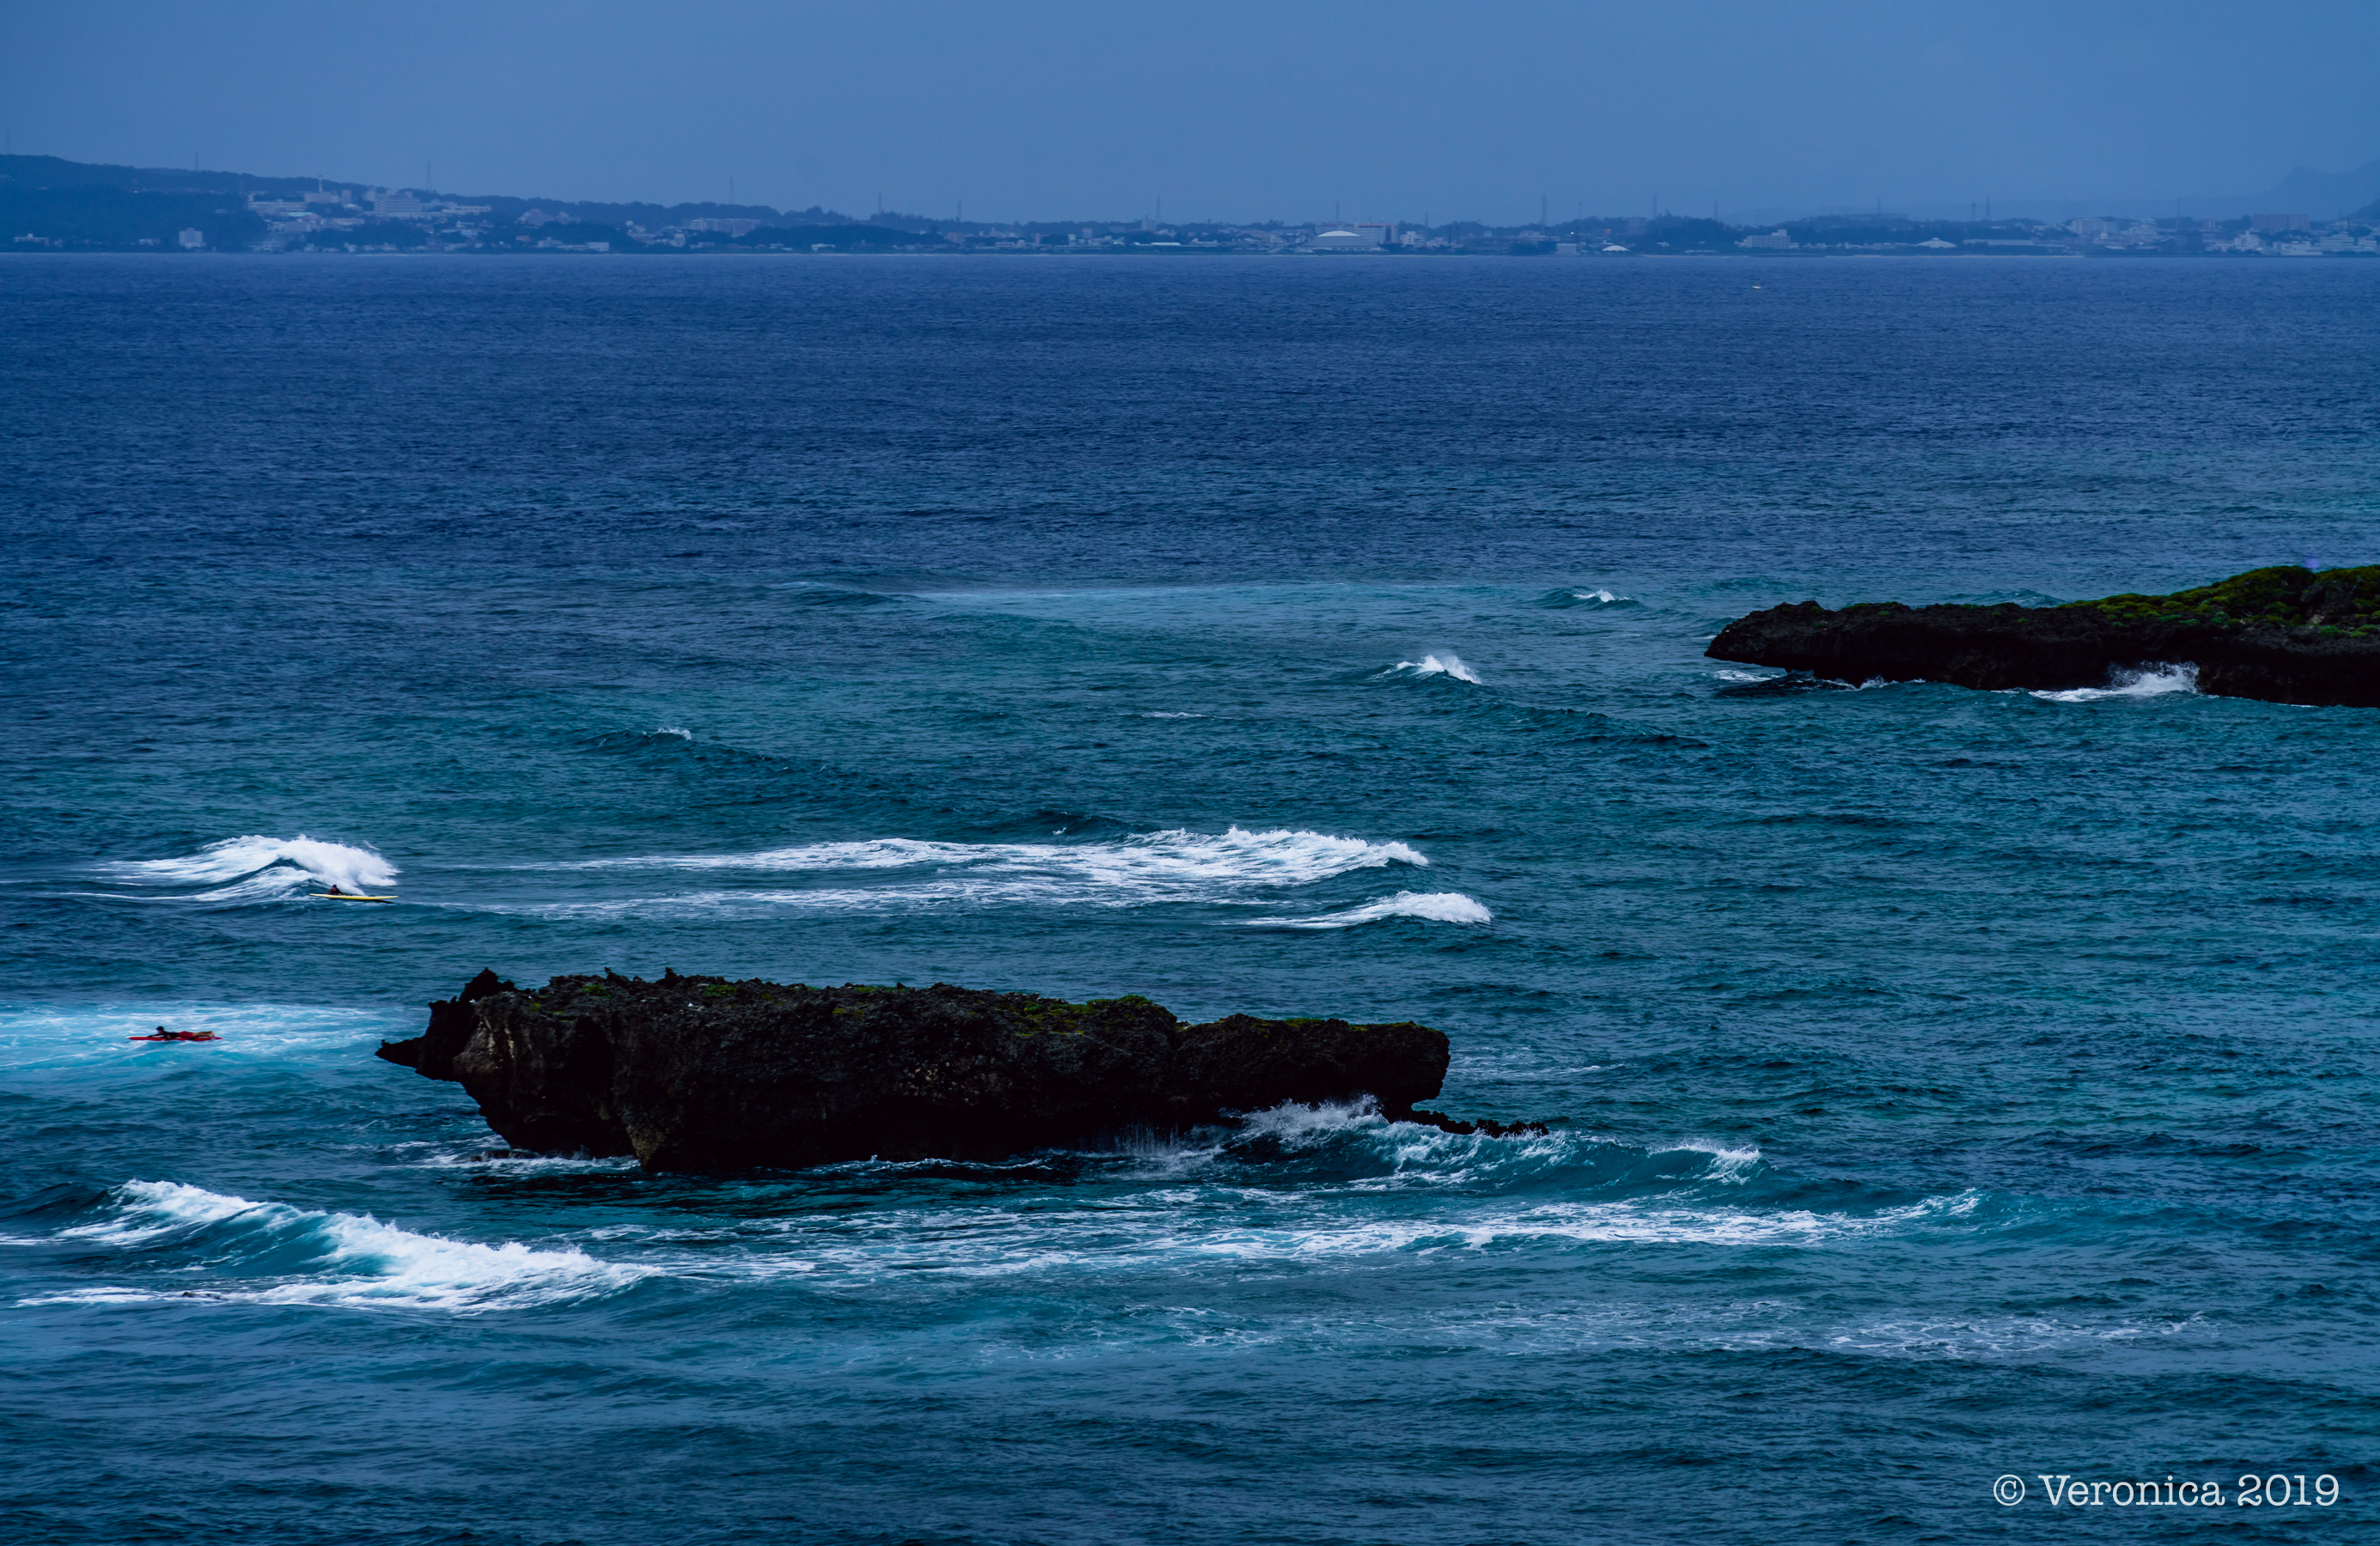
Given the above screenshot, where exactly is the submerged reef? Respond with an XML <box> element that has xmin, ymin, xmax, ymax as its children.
<box><xmin>379</xmin><ymin>969</ymin><xmax>1497</xmax><ymax>1172</ymax></box>
<box><xmin>1707</xmin><ymin>565</ymin><xmax>2380</xmax><ymax>707</ymax></box>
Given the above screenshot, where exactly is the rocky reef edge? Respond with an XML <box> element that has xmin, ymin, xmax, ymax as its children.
<box><xmin>1707</xmin><ymin>565</ymin><xmax>2380</xmax><ymax>707</ymax></box>
<box><xmin>380</xmin><ymin>970</ymin><xmax>1537</xmax><ymax>1173</ymax></box>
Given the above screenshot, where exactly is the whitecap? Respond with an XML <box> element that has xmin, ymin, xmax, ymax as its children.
<box><xmin>520</xmin><ymin>827</ymin><xmax>1430</xmax><ymax>918</ymax></box>
<box><xmin>39</xmin><ymin>1181</ymin><xmax>644</xmax><ymax>1313</ymax></box>
<box><xmin>2030</xmin><ymin>663</ymin><xmax>2200</xmax><ymax>703</ymax></box>
<box><xmin>1381</xmin><ymin>654</ymin><xmax>1482</xmax><ymax>684</ymax></box>
<box><xmin>564</xmin><ymin>827</ymin><xmax>1423</xmax><ymax>880</ymax></box>
<box><xmin>1535</xmin><ymin>586</ymin><xmax>1638</xmax><ymax>609</ymax></box>
<box><xmin>82</xmin><ymin>835</ymin><xmax>395</xmax><ymax>902</ymax></box>
<box><xmin>1667</xmin><ymin>1142</ymin><xmax>1764</xmax><ymax>1184</ymax></box>
<box><xmin>691</xmin><ymin>1189</ymin><xmax>1991</xmax><ymax>1286</ymax></box>
<box><xmin>1246</xmin><ymin>890</ymin><xmax>1491</xmax><ymax>928</ymax></box>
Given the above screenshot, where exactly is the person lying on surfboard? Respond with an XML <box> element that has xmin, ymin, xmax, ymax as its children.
<box><xmin>130</xmin><ymin>1026</ymin><xmax>220</xmax><ymax>1042</ymax></box>
<box><xmin>324</xmin><ymin>885</ymin><xmax>348</xmax><ymax>896</ymax></box>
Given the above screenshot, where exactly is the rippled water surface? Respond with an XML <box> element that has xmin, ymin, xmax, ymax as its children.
<box><xmin>3</xmin><ymin>255</ymin><xmax>2377</xmax><ymax>1543</ymax></box>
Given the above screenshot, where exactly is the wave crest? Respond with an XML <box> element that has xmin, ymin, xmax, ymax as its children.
<box><xmin>512</xmin><ymin>827</ymin><xmax>1444</xmax><ymax>922</ymax></box>
<box><xmin>1535</xmin><ymin>587</ymin><xmax>1637</xmax><ymax>609</ymax></box>
<box><xmin>40</xmin><ymin>1181</ymin><xmax>642</xmax><ymax>1312</ymax></box>
<box><xmin>571</xmin><ymin>826</ymin><xmax>1426</xmax><ymax>877</ymax></box>
<box><xmin>1380</xmin><ymin>654</ymin><xmax>1482</xmax><ymax>684</ymax></box>
<box><xmin>1247</xmin><ymin>891</ymin><xmax>1492</xmax><ymax>928</ymax></box>
<box><xmin>86</xmin><ymin>836</ymin><xmax>394</xmax><ymax>902</ymax></box>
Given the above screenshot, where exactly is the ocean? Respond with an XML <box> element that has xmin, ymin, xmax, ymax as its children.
<box><xmin>3</xmin><ymin>253</ymin><xmax>2376</xmax><ymax>1543</ymax></box>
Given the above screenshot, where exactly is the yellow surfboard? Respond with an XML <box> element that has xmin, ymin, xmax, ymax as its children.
<box><xmin>310</xmin><ymin>892</ymin><xmax>397</xmax><ymax>902</ymax></box>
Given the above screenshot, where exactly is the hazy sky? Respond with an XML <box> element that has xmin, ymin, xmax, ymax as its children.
<box><xmin>5</xmin><ymin>1</ymin><xmax>2377</xmax><ymax>222</ymax></box>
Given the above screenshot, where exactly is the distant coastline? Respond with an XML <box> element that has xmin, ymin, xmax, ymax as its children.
<box><xmin>7</xmin><ymin>153</ymin><xmax>2377</xmax><ymax>258</ymax></box>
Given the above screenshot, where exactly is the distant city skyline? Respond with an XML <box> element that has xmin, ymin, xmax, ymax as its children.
<box><xmin>5</xmin><ymin>0</ymin><xmax>2377</xmax><ymax>225</ymax></box>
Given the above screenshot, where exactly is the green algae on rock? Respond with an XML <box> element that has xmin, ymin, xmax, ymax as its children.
<box><xmin>1707</xmin><ymin>566</ymin><xmax>2380</xmax><ymax>707</ymax></box>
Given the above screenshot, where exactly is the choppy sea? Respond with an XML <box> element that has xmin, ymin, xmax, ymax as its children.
<box><xmin>3</xmin><ymin>254</ymin><xmax>2377</xmax><ymax>1543</ymax></box>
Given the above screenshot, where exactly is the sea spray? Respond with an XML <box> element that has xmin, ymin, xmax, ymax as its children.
<box><xmin>1382</xmin><ymin>654</ymin><xmax>1482</xmax><ymax>684</ymax></box>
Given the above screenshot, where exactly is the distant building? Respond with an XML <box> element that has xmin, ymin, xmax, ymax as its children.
<box><xmin>2067</xmin><ymin>216</ymin><xmax>2117</xmax><ymax>236</ymax></box>
<box><xmin>372</xmin><ymin>192</ymin><xmax>430</xmax><ymax>217</ymax></box>
<box><xmin>688</xmin><ymin>218</ymin><xmax>762</xmax><ymax>235</ymax></box>
<box><xmin>177</xmin><ymin>228</ymin><xmax>204</xmax><ymax>249</ymax></box>
<box><xmin>2249</xmin><ymin>212</ymin><xmax>2310</xmax><ymax>232</ymax></box>
<box><xmin>1737</xmin><ymin>229</ymin><xmax>1791</xmax><ymax>249</ymax></box>
<box><xmin>1309</xmin><ymin>229</ymin><xmax>1378</xmax><ymax>251</ymax></box>
<box><xmin>1917</xmin><ymin>237</ymin><xmax>1956</xmax><ymax>250</ymax></box>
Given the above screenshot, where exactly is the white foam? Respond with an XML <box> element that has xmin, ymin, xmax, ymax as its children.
<box><xmin>1713</xmin><ymin>669</ymin><xmax>1781</xmax><ymax>683</ymax></box>
<box><xmin>41</xmin><ymin>1181</ymin><xmax>643</xmax><ymax>1313</ymax></box>
<box><xmin>87</xmin><ymin>836</ymin><xmax>395</xmax><ymax>902</ymax></box>
<box><xmin>550</xmin><ymin>832</ymin><xmax>1418</xmax><ymax>904</ymax></box>
<box><xmin>1234</xmin><ymin>1098</ymin><xmax>1390</xmax><ymax>1141</ymax></box>
<box><xmin>1573</xmin><ymin>588</ymin><xmax>1627</xmax><ymax>603</ymax></box>
<box><xmin>1247</xmin><ymin>890</ymin><xmax>1491</xmax><ymax>928</ymax></box>
<box><xmin>1383</xmin><ymin>654</ymin><xmax>1482</xmax><ymax>684</ymax></box>
<box><xmin>2030</xmin><ymin>663</ymin><xmax>2200</xmax><ymax>703</ymax></box>
<box><xmin>531</xmin><ymin>827</ymin><xmax>1429</xmax><ymax>918</ymax></box>
<box><xmin>653</xmin><ymin>726</ymin><xmax>693</xmax><ymax>739</ymax></box>
<box><xmin>1828</xmin><ymin>1310</ymin><xmax>2209</xmax><ymax>1359</ymax></box>
<box><xmin>692</xmin><ymin>1186</ymin><xmax>1989</xmax><ymax>1287</ymax></box>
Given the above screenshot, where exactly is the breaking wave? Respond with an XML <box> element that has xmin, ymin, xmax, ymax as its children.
<box><xmin>1537</xmin><ymin>587</ymin><xmax>1638</xmax><ymax>609</ymax></box>
<box><xmin>533</xmin><ymin>827</ymin><xmax>1430</xmax><ymax>918</ymax></box>
<box><xmin>1246</xmin><ymin>891</ymin><xmax>1492</xmax><ymax>928</ymax></box>
<box><xmin>625</xmin><ymin>1110</ymin><xmax>1989</xmax><ymax>1288</ymax></box>
<box><xmin>32</xmin><ymin>1181</ymin><xmax>642</xmax><ymax>1312</ymax></box>
<box><xmin>554</xmin><ymin>823</ymin><xmax>1409</xmax><ymax>885</ymax></box>
<box><xmin>1380</xmin><ymin>654</ymin><xmax>1482</xmax><ymax>684</ymax></box>
<box><xmin>2030</xmin><ymin>664</ymin><xmax>2200</xmax><ymax>703</ymax></box>
<box><xmin>81</xmin><ymin>836</ymin><xmax>395</xmax><ymax>904</ymax></box>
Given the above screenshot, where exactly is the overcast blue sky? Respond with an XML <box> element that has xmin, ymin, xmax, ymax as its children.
<box><xmin>5</xmin><ymin>1</ymin><xmax>2377</xmax><ymax>222</ymax></box>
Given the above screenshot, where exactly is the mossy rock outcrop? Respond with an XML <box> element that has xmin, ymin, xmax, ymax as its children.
<box><xmin>380</xmin><ymin>969</ymin><xmax>1455</xmax><ymax>1172</ymax></box>
<box><xmin>1707</xmin><ymin>566</ymin><xmax>2380</xmax><ymax>707</ymax></box>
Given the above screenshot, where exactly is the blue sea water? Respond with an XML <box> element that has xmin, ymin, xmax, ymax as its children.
<box><xmin>3</xmin><ymin>253</ymin><xmax>2377</xmax><ymax>1544</ymax></box>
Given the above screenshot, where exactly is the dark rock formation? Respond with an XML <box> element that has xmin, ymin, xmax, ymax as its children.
<box><xmin>1707</xmin><ymin>565</ymin><xmax>2380</xmax><ymax>708</ymax></box>
<box><xmin>379</xmin><ymin>970</ymin><xmax>1462</xmax><ymax>1172</ymax></box>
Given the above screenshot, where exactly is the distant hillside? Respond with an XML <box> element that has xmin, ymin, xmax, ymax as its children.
<box><xmin>7</xmin><ymin>151</ymin><xmax>2376</xmax><ymax>256</ymax></box>
<box><xmin>0</xmin><ymin>154</ymin><xmax>869</xmax><ymax>251</ymax></box>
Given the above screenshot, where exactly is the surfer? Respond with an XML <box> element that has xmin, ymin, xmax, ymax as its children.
<box><xmin>325</xmin><ymin>885</ymin><xmax>348</xmax><ymax>896</ymax></box>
